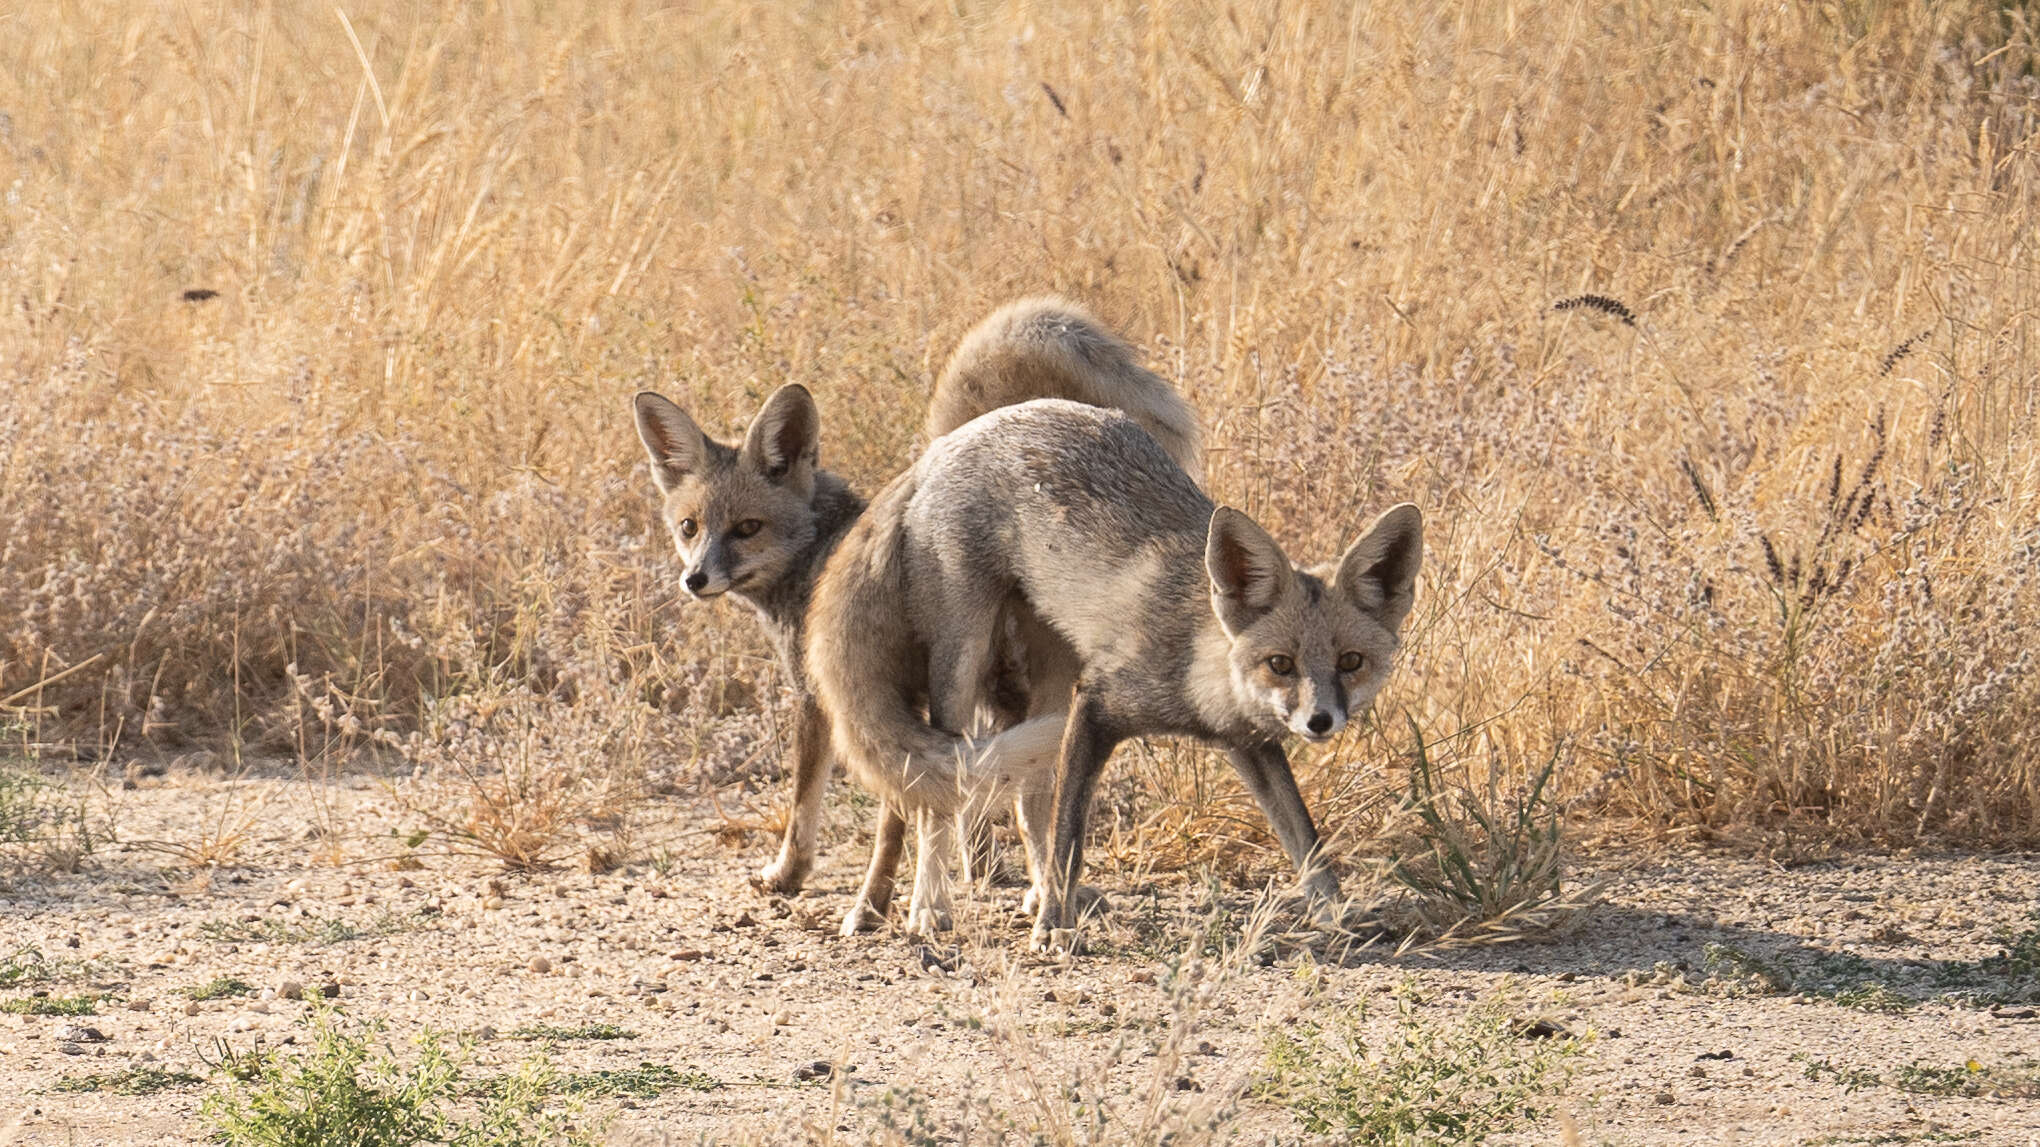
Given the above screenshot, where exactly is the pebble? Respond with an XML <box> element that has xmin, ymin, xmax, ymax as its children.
<box><xmin>483</xmin><ymin>896</ymin><xmax>506</xmax><ymax>911</ymax></box>
<box><xmin>771</xmin><ymin>1010</ymin><xmax>791</xmax><ymax>1027</ymax></box>
<box><xmin>409</xmin><ymin>990</ymin><xmax>431</xmax><ymax>1003</ymax></box>
<box><xmin>277</xmin><ymin>980</ymin><xmax>304</xmax><ymax>1001</ymax></box>
<box><xmin>54</xmin><ymin>1025</ymin><xmax>105</xmax><ymax>1043</ymax></box>
<box><xmin>529</xmin><ymin>956</ymin><xmax>551</xmax><ymax>974</ymax></box>
<box><xmin>793</xmin><ymin>1060</ymin><xmax>835</xmax><ymax>1081</ymax></box>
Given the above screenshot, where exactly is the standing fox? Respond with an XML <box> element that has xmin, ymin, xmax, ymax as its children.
<box><xmin>807</xmin><ymin>399</ymin><xmax>1420</xmax><ymax>947</ymax></box>
<box><xmin>632</xmin><ymin>299</ymin><xmax>1201</xmax><ymax>911</ymax></box>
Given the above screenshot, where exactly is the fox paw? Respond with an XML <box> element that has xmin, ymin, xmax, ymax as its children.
<box><xmin>1023</xmin><ymin>884</ymin><xmax>1108</xmax><ymax>919</ymax></box>
<box><xmin>839</xmin><ymin>901</ymin><xmax>886</xmax><ymax>937</ymax></box>
<box><xmin>904</xmin><ymin>905</ymin><xmax>953</xmax><ymax>937</ymax></box>
<box><xmin>1029</xmin><ymin>925</ymin><xmax>1085</xmax><ymax>957</ymax></box>
<box><xmin>754</xmin><ymin>854</ymin><xmax>810</xmax><ymax>896</ymax></box>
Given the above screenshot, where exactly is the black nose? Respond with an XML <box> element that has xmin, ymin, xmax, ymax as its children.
<box><xmin>1306</xmin><ymin>712</ymin><xmax>1333</xmax><ymax>735</ymax></box>
<box><xmin>685</xmin><ymin>571</ymin><xmax>708</xmax><ymax>592</ymax></box>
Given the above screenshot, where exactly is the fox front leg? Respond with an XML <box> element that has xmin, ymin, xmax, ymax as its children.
<box><xmin>1225</xmin><ymin>740</ymin><xmax>1341</xmax><ymax>919</ymax></box>
<box><xmin>757</xmin><ymin>694</ymin><xmax>833</xmax><ymax>894</ymax></box>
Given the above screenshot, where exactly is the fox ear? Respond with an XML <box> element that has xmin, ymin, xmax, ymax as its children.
<box><xmin>742</xmin><ymin>384</ymin><xmax>820</xmax><ymax>497</ymax></box>
<box><xmin>1205</xmin><ymin>506</ymin><xmax>1294</xmax><ymax>637</ymax></box>
<box><xmin>1335</xmin><ymin>503</ymin><xmax>1423</xmax><ymax>632</ymax></box>
<box><xmin>634</xmin><ymin>392</ymin><xmax>707</xmax><ymax>493</ymax></box>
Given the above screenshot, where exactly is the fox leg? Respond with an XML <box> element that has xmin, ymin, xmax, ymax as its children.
<box><xmin>758</xmin><ymin>693</ymin><xmax>832</xmax><ymax>894</ymax></box>
<box><xmin>1225</xmin><ymin>740</ymin><xmax>1340</xmax><ymax>916</ymax></box>
<box><xmin>840</xmin><ymin>801</ymin><xmax>908</xmax><ymax>936</ymax></box>
<box><xmin>1032</xmin><ymin>690</ymin><xmax>1120</xmax><ymax>952</ymax></box>
<box><xmin>904</xmin><ymin>806</ymin><xmax>956</xmax><ymax>935</ymax></box>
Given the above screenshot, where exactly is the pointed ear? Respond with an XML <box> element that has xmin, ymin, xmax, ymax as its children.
<box><xmin>634</xmin><ymin>391</ymin><xmax>707</xmax><ymax>493</ymax></box>
<box><xmin>1205</xmin><ymin>506</ymin><xmax>1295</xmax><ymax>637</ymax></box>
<box><xmin>1335</xmin><ymin>503</ymin><xmax>1423</xmax><ymax>632</ymax></box>
<box><xmin>741</xmin><ymin>384</ymin><xmax>820</xmax><ymax>497</ymax></box>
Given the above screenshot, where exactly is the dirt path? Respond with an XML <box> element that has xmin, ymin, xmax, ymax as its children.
<box><xmin>3</xmin><ymin>766</ymin><xmax>2039</xmax><ymax>1145</ymax></box>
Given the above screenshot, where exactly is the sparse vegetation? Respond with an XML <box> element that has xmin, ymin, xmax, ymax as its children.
<box><xmin>508</xmin><ymin>1023</ymin><xmax>638</xmax><ymax>1043</ymax></box>
<box><xmin>1800</xmin><ymin>1054</ymin><xmax>2040</xmax><ymax>1099</ymax></box>
<box><xmin>0</xmin><ymin>946</ymin><xmax>105</xmax><ymax>987</ymax></box>
<box><xmin>53</xmin><ymin>1066</ymin><xmax>205</xmax><ymax>1096</ymax></box>
<box><xmin>202</xmin><ymin>1005</ymin><xmax>601</xmax><ymax>1147</ymax></box>
<box><xmin>481</xmin><ymin>1062</ymin><xmax>715</xmax><ymax>1100</ymax></box>
<box><xmin>198</xmin><ymin>911</ymin><xmax>422</xmax><ymax>947</ymax></box>
<box><xmin>1</xmin><ymin>993</ymin><xmax>101</xmax><ymax>1015</ymax></box>
<box><xmin>1703</xmin><ymin>921</ymin><xmax>2040</xmax><ymax>1011</ymax></box>
<box><xmin>1261</xmin><ymin>984</ymin><xmax>1587</xmax><ymax>1143</ymax></box>
<box><xmin>184</xmin><ymin>976</ymin><xmax>258</xmax><ymax>1001</ymax></box>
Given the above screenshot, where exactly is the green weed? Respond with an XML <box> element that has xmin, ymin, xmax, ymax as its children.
<box><xmin>201</xmin><ymin>1003</ymin><xmax>603</xmax><ymax>1147</ymax></box>
<box><xmin>1260</xmin><ymin>984</ymin><xmax>1586</xmax><ymax>1143</ymax></box>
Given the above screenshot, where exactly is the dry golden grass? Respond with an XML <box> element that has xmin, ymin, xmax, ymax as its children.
<box><xmin>3</xmin><ymin>0</ymin><xmax>2038</xmax><ymax>876</ymax></box>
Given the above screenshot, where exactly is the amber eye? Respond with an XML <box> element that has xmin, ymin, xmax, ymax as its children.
<box><xmin>1338</xmin><ymin>651</ymin><xmax>1365</xmax><ymax>673</ymax></box>
<box><xmin>678</xmin><ymin>518</ymin><xmax>698</xmax><ymax>539</ymax></box>
<box><xmin>731</xmin><ymin>519</ymin><xmax>765</xmax><ymax>539</ymax></box>
<box><xmin>1266</xmin><ymin>654</ymin><xmax>1296</xmax><ymax>677</ymax></box>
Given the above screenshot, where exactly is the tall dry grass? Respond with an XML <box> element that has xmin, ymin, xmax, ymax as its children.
<box><xmin>2</xmin><ymin>0</ymin><xmax>2038</xmax><ymax>859</ymax></box>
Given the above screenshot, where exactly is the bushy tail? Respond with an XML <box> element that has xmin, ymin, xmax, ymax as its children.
<box><xmin>927</xmin><ymin>296</ymin><xmax>1204</xmax><ymax>482</ymax></box>
<box><xmin>808</xmin><ymin>474</ymin><xmax>1067</xmax><ymax>818</ymax></box>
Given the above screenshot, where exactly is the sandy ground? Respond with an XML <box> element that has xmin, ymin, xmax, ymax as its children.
<box><xmin>3</xmin><ymin>762</ymin><xmax>2040</xmax><ymax>1146</ymax></box>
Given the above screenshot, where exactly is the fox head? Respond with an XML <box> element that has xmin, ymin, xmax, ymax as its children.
<box><xmin>1205</xmin><ymin>503</ymin><xmax>1422</xmax><ymax>743</ymax></box>
<box><xmin>632</xmin><ymin>384</ymin><xmax>822</xmax><ymax>601</ymax></box>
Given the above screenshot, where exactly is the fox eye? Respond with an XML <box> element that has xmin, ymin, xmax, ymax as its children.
<box><xmin>678</xmin><ymin>518</ymin><xmax>699</xmax><ymax>539</ymax></box>
<box><xmin>731</xmin><ymin>519</ymin><xmax>765</xmax><ymax>539</ymax></box>
<box><xmin>1265</xmin><ymin>654</ymin><xmax>1296</xmax><ymax>677</ymax></box>
<box><xmin>1338</xmin><ymin>651</ymin><xmax>1365</xmax><ymax>673</ymax></box>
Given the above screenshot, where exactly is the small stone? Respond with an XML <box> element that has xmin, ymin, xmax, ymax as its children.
<box><xmin>476</xmin><ymin>1025</ymin><xmax>497</xmax><ymax>1041</ymax></box>
<box><xmin>529</xmin><ymin>956</ymin><xmax>551</xmax><ymax>974</ymax></box>
<box><xmin>1194</xmin><ymin>1040</ymin><xmax>1218</xmax><ymax>1056</ymax></box>
<box><xmin>258</xmin><ymin>988</ymin><xmax>277</xmax><ymax>1002</ymax></box>
<box><xmin>318</xmin><ymin>983</ymin><xmax>341</xmax><ymax>999</ymax></box>
<box><xmin>126</xmin><ymin>999</ymin><xmax>152</xmax><ymax>1013</ymax></box>
<box><xmin>670</xmin><ymin>949</ymin><xmax>704</xmax><ymax>962</ymax></box>
<box><xmin>182</xmin><ymin>1001</ymin><xmax>200</xmax><ymax>1017</ymax></box>
<box><xmin>408</xmin><ymin>989</ymin><xmax>430</xmax><ymax>1003</ymax></box>
<box><xmin>277</xmin><ymin>980</ymin><xmax>304</xmax><ymax>1001</ymax></box>
<box><xmin>58</xmin><ymin>1042</ymin><xmax>84</xmax><ymax>1055</ymax></box>
<box><xmin>794</xmin><ymin>1059</ymin><xmax>835</xmax><ymax>1081</ymax></box>
<box><xmin>1173</xmin><ymin>1076</ymin><xmax>1198</xmax><ymax>1091</ymax></box>
<box><xmin>1654</xmin><ymin>1090</ymin><xmax>1676</xmax><ymax>1105</ymax></box>
<box><xmin>771</xmin><ymin>1010</ymin><xmax>791</xmax><ymax>1027</ymax></box>
<box><xmin>482</xmin><ymin>896</ymin><xmax>506</xmax><ymax>911</ymax></box>
<box><xmin>1098</xmin><ymin>1002</ymin><xmax>1117</xmax><ymax>1017</ymax></box>
<box><xmin>1689</xmin><ymin>1065</ymin><xmax>1707</xmax><ymax>1078</ymax></box>
<box><xmin>397</xmin><ymin>877</ymin><xmax>416</xmax><ymax>889</ymax></box>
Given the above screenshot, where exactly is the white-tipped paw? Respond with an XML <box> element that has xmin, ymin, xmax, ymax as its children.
<box><xmin>839</xmin><ymin>902</ymin><xmax>884</xmax><ymax>937</ymax></box>
<box><xmin>1029</xmin><ymin>925</ymin><xmax>1085</xmax><ymax>957</ymax></box>
<box><xmin>1023</xmin><ymin>883</ymin><xmax>1108</xmax><ymax>918</ymax></box>
<box><xmin>904</xmin><ymin>905</ymin><xmax>953</xmax><ymax>937</ymax></box>
<box><xmin>755</xmin><ymin>854</ymin><xmax>810</xmax><ymax>895</ymax></box>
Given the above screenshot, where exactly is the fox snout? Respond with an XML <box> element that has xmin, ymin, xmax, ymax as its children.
<box><xmin>1293</xmin><ymin>705</ymin><xmax>1346</xmax><ymax>742</ymax></box>
<box><xmin>681</xmin><ymin>555</ymin><xmax>732</xmax><ymax>599</ymax></box>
